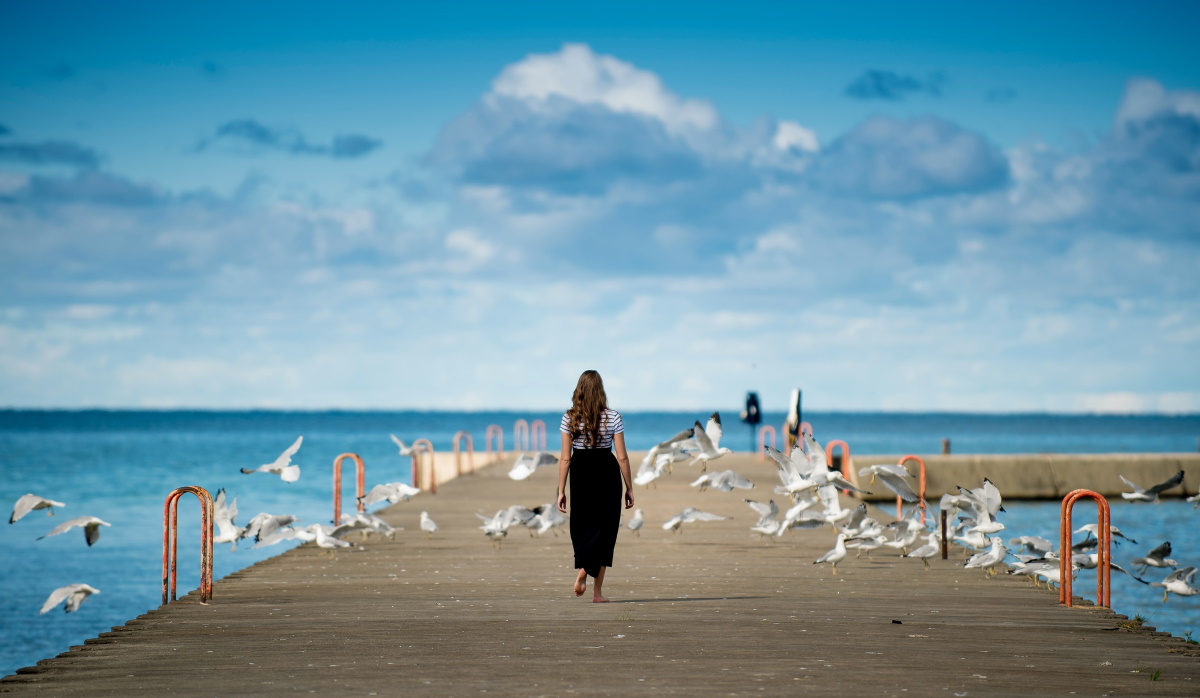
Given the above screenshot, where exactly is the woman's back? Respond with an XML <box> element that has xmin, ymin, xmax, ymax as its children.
<box><xmin>560</xmin><ymin>408</ymin><xmax>624</xmax><ymax>449</ymax></box>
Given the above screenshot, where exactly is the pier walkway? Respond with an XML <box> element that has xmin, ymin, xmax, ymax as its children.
<box><xmin>3</xmin><ymin>454</ymin><xmax>1199</xmax><ymax>696</ymax></box>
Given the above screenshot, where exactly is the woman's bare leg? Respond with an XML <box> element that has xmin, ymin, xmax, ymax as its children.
<box><xmin>574</xmin><ymin>568</ymin><xmax>587</xmax><ymax>597</ymax></box>
<box><xmin>592</xmin><ymin>566</ymin><xmax>610</xmax><ymax>603</ymax></box>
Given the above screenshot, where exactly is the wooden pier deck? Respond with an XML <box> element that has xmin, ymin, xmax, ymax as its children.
<box><xmin>3</xmin><ymin>454</ymin><xmax>1199</xmax><ymax>696</ymax></box>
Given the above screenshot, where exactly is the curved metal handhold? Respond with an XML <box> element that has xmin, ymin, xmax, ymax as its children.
<box><xmin>453</xmin><ymin>431</ymin><xmax>475</xmax><ymax>476</ymax></box>
<box><xmin>1059</xmin><ymin>489</ymin><xmax>1111</xmax><ymax>608</ymax></box>
<box><xmin>485</xmin><ymin>425</ymin><xmax>504</xmax><ymax>463</ymax></box>
<box><xmin>530</xmin><ymin>419</ymin><xmax>547</xmax><ymax>451</ymax></box>
<box><xmin>333</xmin><ymin>453</ymin><xmax>365</xmax><ymax>524</ymax></box>
<box><xmin>413</xmin><ymin>439</ymin><xmax>436</xmax><ymax>495</ymax></box>
<box><xmin>756</xmin><ymin>425</ymin><xmax>777</xmax><ymax>462</ymax></box>
<box><xmin>162</xmin><ymin>486</ymin><xmax>214</xmax><ymax>605</ymax></box>
<box><xmin>513</xmin><ymin>419</ymin><xmax>530</xmax><ymax>453</ymax></box>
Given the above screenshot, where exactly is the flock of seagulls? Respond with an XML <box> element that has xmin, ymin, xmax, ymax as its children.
<box><xmin>8</xmin><ymin>492</ymin><xmax>113</xmax><ymax>615</ymax></box>
<box><xmin>14</xmin><ymin>417</ymin><xmax>1200</xmax><ymax>621</ymax></box>
<box><xmin>12</xmin><ymin>432</ymin><xmax>441</xmax><ymax>615</ymax></box>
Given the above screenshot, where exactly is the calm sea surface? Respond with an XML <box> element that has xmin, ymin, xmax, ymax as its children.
<box><xmin>2</xmin><ymin>410</ymin><xmax>1198</xmax><ymax>677</ymax></box>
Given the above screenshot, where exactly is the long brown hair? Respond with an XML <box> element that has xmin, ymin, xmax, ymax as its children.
<box><xmin>565</xmin><ymin>370</ymin><xmax>608</xmax><ymax>448</ymax></box>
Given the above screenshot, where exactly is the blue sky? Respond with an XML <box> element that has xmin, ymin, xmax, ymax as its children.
<box><xmin>1</xmin><ymin>1</ymin><xmax>1198</xmax><ymax>412</ymax></box>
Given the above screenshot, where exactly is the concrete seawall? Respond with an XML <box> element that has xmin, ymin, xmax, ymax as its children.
<box><xmin>842</xmin><ymin>452</ymin><xmax>1200</xmax><ymax>501</ymax></box>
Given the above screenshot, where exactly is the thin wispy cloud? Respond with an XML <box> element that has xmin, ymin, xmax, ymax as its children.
<box><xmin>844</xmin><ymin>69</ymin><xmax>946</xmax><ymax>100</ymax></box>
<box><xmin>202</xmin><ymin>119</ymin><xmax>383</xmax><ymax>159</ymax></box>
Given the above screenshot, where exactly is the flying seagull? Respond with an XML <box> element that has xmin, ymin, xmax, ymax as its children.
<box><xmin>38</xmin><ymin>516</ymin><xmax>111</xmax><ymax>546</ymax></box>
<box><xmin>10</xmin><ymin>494</ymin><xmax>66</xmax><ymax>524</ymax></box>
<box><xmin>40</xmin><ymin>583</ymin><xmax>100</xmax><ymax>614</ymax></box>
<box><xmin>1119</xmin><ymin>470</ymin><xmax>1185</xmax><ymax>502</ymax></box>
<box><xmin>242</xmin><ymin>435</ymin><xmax>303</xmax><ymax>482</ymax></box>
<box><xmin>688</xmin><ymin>413</ymin><xmax>732</xmax><ymax>472</ymax></box>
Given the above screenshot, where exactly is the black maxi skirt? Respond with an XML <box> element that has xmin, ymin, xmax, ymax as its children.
<box><xmin>568</xmin><ymin>447</ymin><xmax>622</xmax><ymax>578</ymax></box>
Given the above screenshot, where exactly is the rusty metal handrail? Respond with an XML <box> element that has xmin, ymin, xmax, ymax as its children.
<box><xmin>825</xmin><ymin>439</ymin><xmax>863</xmax><ymax>497</ymax></box>
<box><xmin>333</xmin><ymin>453</ymin><xmax>365</xmax><ymax>524</ymax></box>
<box><xmin>162</xmin><ymin>486</ymin><xmax>213</xmax><ymax>605</ymax></box>
<box><xmin>413</xmin><ymin>438</ymin><xmax>436</xmax><ymax>495</ymax></box>
<box><xmin>799</xmin><ymin>421</ymin><xmax>813</xmax><ymax>437</ymax></box>
<box><xmin>1059</xmin><ymin>489</ymin><xmax>1111</xmax><ymax>608</ymax></box>
<box><xmin>898</xmin><ymin>455</ymin><xmax>927</xmax><ymax>525</ymax></box>
<box><xmin>453</xmin><ymin>431</ymin><xmax>475</xmax><ymax>476</ymax></box>
<box><xmin>513</xmin><ymin>419</ymin><xmax>530</xmax><ymax>452</ymax></box>
<box><xmin>485</xmin><ymin>424</ymin><xmax>504</xmax><ymax>462</ymax></box>
<box><xmin>757</xmin><ymin>425</ymin><xmax>777</xmax><ymax>461</ymax></box>
<box><xmin>530</xmin><ymin>419</ymin><xmax>546</xmax><ymax>451</ymax></box>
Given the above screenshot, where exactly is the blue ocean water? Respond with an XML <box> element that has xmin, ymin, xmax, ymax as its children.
<box><xmin>1</xmin><ymin>409</ymin><xmax>1198</xmax><ymax>677</ymax></box>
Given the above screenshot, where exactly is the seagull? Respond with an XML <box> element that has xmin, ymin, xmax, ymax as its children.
<box><xmin>10</xmin><ymin>494</ymin><xmax>66</xmax><ymax>524</ymax></box>
<box><xmin>1187</xmin><ymin>490</ymin><xmax>1200</xmax><ymax>508</ymax></box>
<box><xmin>744</xmin><ymin>498</ymin><xmax>779</xmax><ymax>528</ymax></box>
<box><xmin>390</xmin><ymin>434</ymin><xmax>416</xmax><ymax>456</ymax></box>
<box><xmin>688</xmin><ymin>413</ymin><xmax>732</xmax><ymax>472</ymax></box>
<box><xmin>1008</xmin><ymin>535</ymin><xmax>1054</xmax><ymax>557</ymax></box>
<box><xmin>241</xmin><ymin>435</ymin><xmax>302</xmax><ymax>482</ymax></box>
<box><xmin>241</xmin><ymin>513</ymin><xmax>299</xmax><ymax>544</ymax></box>
<box><xmin>39</xmin><ymin>583</ymin><xmax>100</xmax><ymax>614</ymax></box>
<box><xmin>662</xmin><ymin>507</ymin><xmax>726</xmax><ymax>533</ymax></box>
<box><xmin>857</xmin><ymin>463</ymin><xmax>919</xmax><ymax>502</ymax></box>
<box><xmin>1074</xmin><ymin>523</ymin><xmax>1137</xmax><ymax>545</ymax></box>
<box><xmin>526</xmin><ymin>505</ymin><xmax>569</xmax><ymax>537</ymax></box>
<box><xmin>212</xmin><ymin>488</ymin><xmax>245</xmax><ymax>550</ymax></box>
<box><xmin>1119</xmin><ymin>470</ymin><xmax>1185</xmax><ymax>502</ymax></box>
<box><xmin>1070</xmin><ymin>552</ymin><xmax>1148</xmax><ymax>583</ymax></box>
<box><xmin>311</xmin><ymin>524</ymin><xmax>352</xmax><ymax>555</ymax></box>
<box><xmin>813</xmin><ymin>533</ymin><xmax>849</xmax><ymax>574</ymax></box>
<box><xmin>38</xmin><ymin>516</ymin><xmax>111</xmax><ymax>546</ymax></box>
<box><xmin>691</xmin><ymin>469</ymin><xmax>755</xmax><ymax>493</ymax></box>
<box><xmin>964</xmin><ymin>537</ymin><xmax>1009</xmax><ymax>575</ymax></box>
<box><xmin>1131</xmin><ymin>541</ymin><xmax>1179</xmax><ymax>575</ymax></box>
<box><xmin>904</xmin><ymin>533</ymin><xmax>941</xmax><ymax>570</ymax></box>
<box><xmin>360</xmin><ymin>482</ymin><xmax>421</xmax><ymax>506</ymax></box>
<box><xmin>1150</xmin><ymin>567</ymin><xmax>1199</xmax><ymax>602</ymax></box>
<box><xmin>638</xmin><ymin>428</ymin><xmax>696</xmax><ymax>478</ymax></box>
<box><xmin>336</xmin><ymin>511</ymin><xmax>397</xmax><ymax>540</ymax></box>
<box><xmin>420</xmin><ymin>511</ymin><xmax>438</xmax><ymax>538</ymax></box>
<box><xmin>627</xmin><ymin>508</ymin><xmax>643</xmax><ymax>536</ymax></box>
<box><xmin>508</xmin><ymin>452</ymin><xmax>559</xmax><ymax>481</ymax></box>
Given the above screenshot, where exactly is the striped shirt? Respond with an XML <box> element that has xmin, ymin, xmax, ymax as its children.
<box><xmin>560</xmin><ymin>408</ymin><xmax>624</xmax><ymax>449</ymax></box>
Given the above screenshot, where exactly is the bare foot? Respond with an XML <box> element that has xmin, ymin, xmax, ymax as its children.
<box><xmin>573</xmin><ymin>572</ymin><xmax>587</xmax><ymax>597</ymax></box>
<box><xmin>592</xmin><ymin>595</ymin><xmax>610</xmax><ymax>603</ymax></box>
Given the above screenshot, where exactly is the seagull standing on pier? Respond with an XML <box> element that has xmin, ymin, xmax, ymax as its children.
<box><xmin>241</xmin><ymin>435</ymin><xmax>303</xmax><ymax>482</ymax></box>
<box><xmin>627</xmin><ymin>508</ymin><xmax>643</xmax><ymax>536</ymax></box>
<box><xmin>963</xmin><ymin>537</ymin><xmax>1009</xmax><ymax>575</ymax></box>
<box><xmin>813</xmin><ymin>533</ymin><xmax>849</xmax><ymax>575</ymax></box>
<box><xmin>420</xmin><ymin>511</ymin><xmax>438</xmax><ymax>538</ymax></box>
<box><xmin>10</xmin><ymin>494</ymin><xmax>66</xmax><ymax>523</ymax></box>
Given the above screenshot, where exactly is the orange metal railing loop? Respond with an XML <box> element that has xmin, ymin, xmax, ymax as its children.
<box><xmin>756</xmin><ymin>425</ymin><xmax>777</xmax><ymax>462</ymax></box>
<box><xmin>453</xmin><ymin>431</ymin><xmax>475</xmax><ymax>476</ymax></box>
<box><xmin>531</xmin><ymin>419</ymin><xmax>546</xmax><ymax>452</ymax></box>
<box><xmin>1059</xmin><ymin>489</ymin><xmax>1111</xmax><ymax>608</ymax></box>
<box><xmin>514</xmin><ymin>419</ymin><xmax>530</xmax><ymax>453</ymax></box>
<box><xmin>898</xmin><ymin>455</ymin><xmax>927</xmax><ymax>525</ymax></box>
<box><xmin>413</xmin><ymin>439</ymin><xmax>435</xmax><ymax>495</ymax></box>
<box><xmin>162</xmin><ymin>486</ymin><xmax>213</xmax><ymax>606</ymax></box>
<box><xmin>485</xmin><ymin>425</ymin><xmax>504</xmax><ymax>463</ymax></box>
<box><xmin>332</xmin><ymin>453</ymin><xmax>365</xmax><ymax>524</ymax></box>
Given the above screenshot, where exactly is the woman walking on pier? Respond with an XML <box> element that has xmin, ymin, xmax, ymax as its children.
<box><xmin>556</xmin><ymin>370</ymin><xmax>635</xmax><ymax>602</ymax></box>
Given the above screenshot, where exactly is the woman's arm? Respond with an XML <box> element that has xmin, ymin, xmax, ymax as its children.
<box><xmin>556</xmin><ymin>430</ymin><xmax>572</xmax><ymax>513</ymax></box>
<box><xmin>613</xmin><ymin>432</ymin><xmax>635</xmax><ymax>509</ymax></box>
